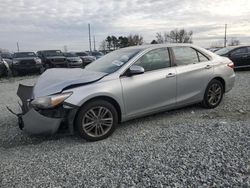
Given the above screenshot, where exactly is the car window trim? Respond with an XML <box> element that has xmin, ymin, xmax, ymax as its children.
<box><xmin>120</xmin><ymin>47</ymin><xmax>173</xmax><ymax>77</ymax></box>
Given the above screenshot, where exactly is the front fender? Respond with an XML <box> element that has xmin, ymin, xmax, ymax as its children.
<box><xmin>64</xmin><ymin>79</ymin><xmax>125</xmax><ymax>117</ymax></box>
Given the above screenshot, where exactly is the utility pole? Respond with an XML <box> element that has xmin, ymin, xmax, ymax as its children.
<box><xmin>63</xmin><ymin>45</ymin><xmax>68</xmax><ymax>52</ymax></box>
<box><xmin>93</xmin><ymin>35</ymin><xmax>96</xmax><ymax>51</ymax></box>
<box><xmin>224</xmin><ymin>24</ymin><xmax>227</xmax><ymax>47</ymax></box>
<box><xmin>16</xmin><ymin>42</ymin><xmax>20</xmax><ymax>52</ymax></box>
<box><xmin>88</xmin><ymin>23</ymin><xmax>92</xmax><ymax>53</ymax></box>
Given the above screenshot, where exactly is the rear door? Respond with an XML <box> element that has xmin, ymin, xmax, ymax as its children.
<box><xmin>171</xmin><ymin>46</ymin><xmax>214</xmax><ymax>106</ymax></box>
<box><xmin>230</xmin><ymin>47</ymin><xmax>248</xmax><ymax>67</ymax></box>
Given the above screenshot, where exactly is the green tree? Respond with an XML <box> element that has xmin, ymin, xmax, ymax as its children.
<box><xmin>128</xmin><ymin>34</ymin><xmax>143</xmax><ymax>46</ymax></box>
<box><xmin>106</xmin><ymin>36</ymin><xmax>112</xmax><ymax>51</ymax></box>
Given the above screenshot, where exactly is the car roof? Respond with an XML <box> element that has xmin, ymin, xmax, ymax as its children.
<box><xmin>14</xmin><ymin>52</ymin><xmax>35</xmax><ymax>54</ymax></box>
<box><xmin>38</xmin><ymin>50</ymin><xmax>62</xmax><ymax>52</ymax></box>
<box><xmin>121</xmin><ymin>43</ymin><xmax>200</xmax><ymax>51</ymax></box>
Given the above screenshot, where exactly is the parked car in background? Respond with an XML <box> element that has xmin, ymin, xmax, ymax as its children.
<box><xmin>12</xmin><ymin>52</ymin><xmax>44</xmax><ymax>76</ymax></box>
<box><xmin>75</xmin><ymin>52</ymin><xmax>96</xmax><ymax>67</ymax></box>
<box><xmin>215</xmin><ymin>45</ymin><xmax>250</xmax><ymax>69</ymax></box>
<box><xmin>0</xmin><ymin>52</ymin><xmax>12</xmax><ymax>76</ymax></box>
<box><xmin>15</xmin><ymin>44</ymin><xmax>235</xmax><ymax>141</ymax></box>
<box><xmin>0</xmin><ymin>56</ymin><xmax>9</xmax><ymax>77</ymax></box>
<box><xmin>37</xmin><ymin>50</ymin><xmax>67</xmax><ymax>68</ymax></box>
<box><xmin>64</xmin><ymin>52</ymin><xmax>83</xmax><ymax>68</ymax></box>
<box><xmin>90</xmin><ymin>51</ymin><xmax>104</xmax><ymax>59</ymax></box>
<box><xmin>0</xmin><ymin>52</ymin><xmax>13</xmax><ymax>68</ymax></box>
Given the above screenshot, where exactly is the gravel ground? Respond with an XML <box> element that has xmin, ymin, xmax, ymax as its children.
<box><xmin>0</xmin><ymin>71</ymin><xmax>249</xmax><ymax>187</ymax></box>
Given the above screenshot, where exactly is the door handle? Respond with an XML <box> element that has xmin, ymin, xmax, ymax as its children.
<box><xmin>205</xmin><ymin>65</ymin><xmax>212</xmax><ymax>69</ymax></box>
<box><xmin>166</xmin><ymin>73</ymin><xmax>175</xmax><ymax>78</ymax></box>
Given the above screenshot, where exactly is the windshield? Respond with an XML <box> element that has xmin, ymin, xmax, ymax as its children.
<box><xmin>13</xmin><ymin>52</ymin><xmax>36</xmax><ymax>58</ymax></box>
<box><xmin>215</xmin><ymin>47</ymin><xmax>233</xmax><ymax>55</ymax></box>
<box><xmin>44</xmin><ymin>50</ymin><xmax>63</xmax><ymax>57</ymax></box>
<box><xmin>64</xmin><ymin>53</ymin><xmax>78</xmax><ymax>57</ymax></box>
<box><xmin>85</xmin><ymin>48</ymin><xmax>142</xmax><ymax>73</ymax></box>
<box><xmin>1</xmin><ymin>53</ymin><xmax>12</xmax><ymax>59</ymax></box>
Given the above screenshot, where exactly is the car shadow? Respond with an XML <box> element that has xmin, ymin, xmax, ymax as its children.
<box><xmin>1</xmin><ymin>102</ymin><xmax>226</xmax><ymax>149</ymax></box>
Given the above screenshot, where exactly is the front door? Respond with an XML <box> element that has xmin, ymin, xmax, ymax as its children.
<box><xmin>120</xmin><ymin>48</ymin><xmax>176</xmax><ymax>118</ymax></box>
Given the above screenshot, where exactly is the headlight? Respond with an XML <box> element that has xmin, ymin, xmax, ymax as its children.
<box><xmin>35</xmin><ymin>58</ymin><xmax>42</xmax><ymax>64</ymax></box>
<box><xmin>31</xmin><ymin>92</ymin><xmax>72</xmax><ymax>109</ymax></box>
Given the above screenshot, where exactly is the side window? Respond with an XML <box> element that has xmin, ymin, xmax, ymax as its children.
<box><xmin>172</xmin><ymin>47</ymin><xmax>199</xmax><ymax>66</ymax></box>
<box><xmin>134</xmin><ymin>48</ymin><xmax>170</xmax><ymax>72</ymax></box>
<box><xmin>231</xmin><ymin>47</ymin><xmax>247</xmax><ymax>56</ymax></box>
<box><xmin>197</xmin><ymin>52</ymin><xmax>209</xmax><ymax>62</ymax></box>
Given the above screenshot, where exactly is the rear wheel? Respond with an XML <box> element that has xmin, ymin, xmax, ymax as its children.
<box><xmin>202</xmin><ymin>79</ymin><xmax>224</xmax><ymax>108</ymax></box>
<box><xmin>75</xmin><ymin>100</ymin><xmax>118</xmax><ymax>141</ymax></box>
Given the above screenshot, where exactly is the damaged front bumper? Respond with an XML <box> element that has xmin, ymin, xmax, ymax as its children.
<box><xmin>13</xmin><ymin>84</ymin><xmax>77</xmax><ymax>135</ymax></box>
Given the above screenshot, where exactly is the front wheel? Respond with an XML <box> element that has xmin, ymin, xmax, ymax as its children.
<box><xmin>202</xmin><ymin>79</ymin><xmax>224</xmax><ymax>108</ymax></box>
<box><xmin>75</xmin><ymin>100</ymin><xmax>118</xmax><ymax>141</ymax></box>
<box><xmin>39</xmin><ymin>66</ymin><xmax>45</xmax><ymax>74</ymax></box>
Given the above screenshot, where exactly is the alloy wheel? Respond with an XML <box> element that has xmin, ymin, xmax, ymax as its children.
<box><xmin>207</xmin><ymin>83</ymin><xmax>222</xmax><ymax>106</ymax></box>
<box><xmin>82</xmin><ymin>106</ymin><xmax>113</xmax><ymax>138</ymax></box>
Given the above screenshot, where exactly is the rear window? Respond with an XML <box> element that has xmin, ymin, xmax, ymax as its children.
<box><xmin>172</xmin><ymin>47</ymin><xmax>199</xmax><ymax>66</ymax></box>
<box><xmin>215</xmin><ymin>47</ymin><xmax>233</xmax><ymax>55</ymax></box>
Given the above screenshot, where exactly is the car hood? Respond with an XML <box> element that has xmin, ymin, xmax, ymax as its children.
<box><xmin>33</xmin><ymin>68</ymin><xmax>107</xmax><ymax>98</ymax></box>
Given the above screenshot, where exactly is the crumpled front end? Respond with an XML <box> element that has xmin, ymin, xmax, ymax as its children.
<box><xmin>16</xmin><ymin>84</ymin><xmax>76</xmax><ymax>135</ymax></box>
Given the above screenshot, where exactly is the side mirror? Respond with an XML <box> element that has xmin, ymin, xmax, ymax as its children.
<box><xmin>127</xmin><ymin>65</ymin><xmax>144</xmax><ymax>76</ymax></box>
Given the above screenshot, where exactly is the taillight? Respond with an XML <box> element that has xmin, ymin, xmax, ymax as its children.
<box><xmin>227</xmin><ymin>62</ymin><xmax>234</xmax><ymax>69</ymax></box>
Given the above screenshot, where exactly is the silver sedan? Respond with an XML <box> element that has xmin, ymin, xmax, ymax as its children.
<box><xmin>15</xmin><ymin>44</ymin><xmax>235</xmax><ymax>141</ymax></box>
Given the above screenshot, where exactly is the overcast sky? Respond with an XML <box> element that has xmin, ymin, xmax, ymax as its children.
<box><xmin>0</xmin><ymin>0</ymin><xmax>250</xmax><ymax>52</ymax></box>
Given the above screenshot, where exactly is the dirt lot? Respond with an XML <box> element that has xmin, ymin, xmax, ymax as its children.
<box><xmin>0</xmin><ymin>71</ymin><xmax>249</xmax><ymax>187</ymax></box>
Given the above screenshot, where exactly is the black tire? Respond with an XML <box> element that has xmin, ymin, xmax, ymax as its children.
<box><xmin>202</xmin><ymin>79</ymin><xmax>224</xmax><ymax>109</ymax></box>
<box><xmin>44</xmin><ymin>63</ymin><xmax>50</xmax><ymax>70</ymax></box>
<box><xmin>75</xmin><ymin>100</ymin><xmax>118</xmax><ymax>141</ymax></box>
<box><xmin>38</xmin><ymin>66</ymin><xmax>45</xmax><ymax>74</ymax></box>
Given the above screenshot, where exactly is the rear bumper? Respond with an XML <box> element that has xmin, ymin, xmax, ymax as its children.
<box><xmin>16</xmin><ymin>84</ymin><xmax>78</xmax><ymax>135</ymax></box>
<box><xmin>225</xmin><ymin>73</ymin><xmax>235</xmax><ymax>93</ymax></box>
